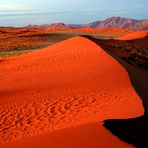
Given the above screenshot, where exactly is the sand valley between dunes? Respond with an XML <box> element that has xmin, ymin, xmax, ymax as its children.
<box><xmin>0</xmin><ymin>36</ymin><xmax>144</xmax><ymax>147</ymax></box>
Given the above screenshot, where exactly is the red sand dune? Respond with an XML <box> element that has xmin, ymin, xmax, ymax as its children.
<box><xmin>44</xmin><ymin>27</ymin><xmax>132</xmax><ymax>35</ymax></box>
<box><xmin>0</xmin><ymin>122</ymin><xmax>133</xmax><ymax>148</ymax></box>
<box><xmin>69</xmin><ymin>28</ymin><xmax>132</xmax><ymax>34</ymax></box>
<box><xmin>116</xmin><ymin>30</ymin><xmax>148</xmax><ymax>40</ymax></box>
<box><xmin>0</xmin><ymin>37</ymin><xmax>144</xmax><ymax>147</ymax></box>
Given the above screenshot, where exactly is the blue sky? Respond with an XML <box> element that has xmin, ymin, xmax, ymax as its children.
<box><xmin>0</xmin><ymin>0</ymin><xmax>148</xmax><ymax>26</ymax></box>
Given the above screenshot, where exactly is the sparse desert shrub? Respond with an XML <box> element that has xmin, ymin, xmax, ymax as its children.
<box><xmin>127</xmin><ymin>60</ymin><xmax>132</xmax><ymax>65</ymax></box>
<box><xmin>128</xmin><ymin>54</ymin><xmax>137</xmax><ymax>62</ymax></box>
<box><xmin>137</xmin><ymin>62</ymin><xmax>148</xmax><ymax>69</ymax></box>
<box><xmin>125</xmin><ymin>48</ymin><xmax>132</xmax><ymax>52</ymax></box>
<box><xmin>121</xmin><ymin>56</ymin><xmax>126</xmax><ymax>61</ymax></box>
<box><xmin>114</xmin><ymin>45</ymin><xmax>121</xmax><ymax>48</ymax></box>
<box><xmin>137</xmin><ymin>49</ymin><xmax>145</xmax><ymax>54</ymax></box>
<box><xmin>142</xmin><ymin>56</ymin><xmax>148</xmax><ymax>61</ymax></box>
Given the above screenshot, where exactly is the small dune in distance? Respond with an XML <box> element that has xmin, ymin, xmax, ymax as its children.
<box><xmin>0</xmin><ymin>16</ymin><xmax>148</xmax><ymax>148</ymax></box>
<box><xmin>116</xmin><ymin>30</ymin><xmax>148</xmax><ymax>40</ymax></box>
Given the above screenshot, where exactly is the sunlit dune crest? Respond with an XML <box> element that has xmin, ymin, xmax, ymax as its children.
<box><xmin>0</xmin><ymin>37</ymin><xmax>144</xmax><ymax>147</ymax></box>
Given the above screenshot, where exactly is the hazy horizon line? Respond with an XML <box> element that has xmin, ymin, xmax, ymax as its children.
<box><xmin>0</xmin><ymin>11</ymin><xmax>147</xmax><ymax>27</ymax></box>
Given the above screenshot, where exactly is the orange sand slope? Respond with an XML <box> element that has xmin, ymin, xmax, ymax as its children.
<box><xmin>116</xmin><ymin>30</ymin><xmax>148</xmax><ymax>40</ymax></box>
<box><xmin>0</xmin><ymin>37</ymin><xmax>144</xmax><ymax>145</ymax></box>
<box><xmin>0</xmin><ymin>122</ymin><xmax>132</xmax><ymax>148</ymax></box>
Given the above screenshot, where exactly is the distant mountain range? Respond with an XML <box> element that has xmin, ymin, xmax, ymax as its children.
<box><xmin>26</xmin><ymin>17</ymin><xmax>148</xmax><ymax>31</ymax></box>
<box><xmin>70</xmin><ymin>17</ymin><xmax>148</xmax><ymax>30</ymax></box>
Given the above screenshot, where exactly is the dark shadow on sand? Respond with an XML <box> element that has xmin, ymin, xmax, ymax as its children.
<box><xmin>81</xmin><ymin>35</ymin><xmax>148</xmax><ymax>148</ymax></box>
<box><xmin>104</xmin><ymin>116</ymin><xmax>148</xmax><ymax>148</ymax></box>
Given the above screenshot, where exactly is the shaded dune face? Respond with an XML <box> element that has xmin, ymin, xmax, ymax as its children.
<box><xmin>116</xmin><ymin>30</ymin><xmax>148</xmax><ymax>40</ymax></box>
<box><xmin>0</xmin><ymin>37</ymin><xmax>144</xmax><ymax>144</ymax></box>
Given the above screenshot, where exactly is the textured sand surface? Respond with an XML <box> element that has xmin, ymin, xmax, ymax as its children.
<box><xmin>0</xmin><ymin>37</ymin><xmax>144</xmax><ymax>146</ymax></box>
<box><xmin>0</xmin><ymin>122</ymin><xmax>133</xmax><ymax>148</ymax></box>
<box><xmin>116</xmin><ymin>30</ymin><xmax>148</xmax><ymax>40</ymax></box>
